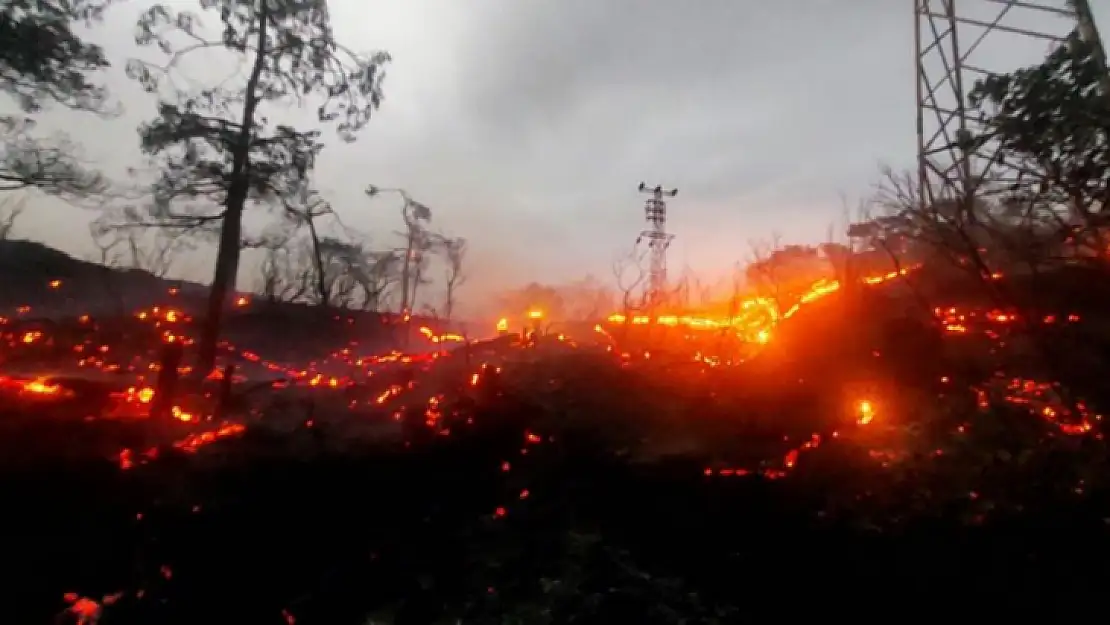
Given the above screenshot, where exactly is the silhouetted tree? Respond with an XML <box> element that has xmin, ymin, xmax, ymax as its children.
<box><xmin>969</xmin><ymin>33</ymin><xmax>1110</xmax><ymax>239</ymax></box>
<box><xmin>407</xmin><ymin>229</ymin><xmax>434</xmax><ymax>314</ymax></box>
<box><xmin>254</xmin><ymin>228</ymin><xmax>399</xmax><ymax>311</ymax></box>
<box><xmin>0</xmin><ymin>1</ymin><xmax>114</xmax><ymax>196</ymax></box>
<box><xmin>127</xmin><ymin>0</ymin><xmax>390</xmax><ymax>372</ymax></box>
<box><xmin>1</xmin><ymin>117</ymin><xmax>104</xmax><ymax>195</ymax></box>
<box><xmin>438</xmin><ymin>235</ymin><xmax>466</xmax><ymax>320</ymax></box>
<box><xmin>256</xmin><ymin>241</ymin><xmax>309</xmax><ymax>304</ymax></box>
<box><xmin>0</xmin><ymin>0</ymin><xmax>112</xmax><ymax>113</ymax></box>
<box><xmin>365</xmin><ymin>186</ymin><xmax>432</xmax><ymax>314</ymax></box>
<box><xmin>89</xmin><ymin>219</ymin><xmax>193</xmax><ymax>278</ymax></box>
<box><xmin>279</xmin><ymin>187</ymin><xmax>336</xmax><ymax>308</ymax></box>
<box><xmin>611</xmin><ymin>247</ymin><xmax>648</xmax><ymax>314</ymax></box>
<box><xmin>312</xmin><ymin>237</ymin><xmax>376</xmax><ymax>308</ymax></box>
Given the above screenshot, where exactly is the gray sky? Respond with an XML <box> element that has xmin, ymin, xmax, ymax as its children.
<box><xmin>10</xmin><ymin>0</ymin><xmax>1107</xmax><ymax>315</ymax></box>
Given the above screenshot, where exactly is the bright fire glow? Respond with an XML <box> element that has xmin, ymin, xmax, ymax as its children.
<box><xmin>605</xmin><ymin>265</ymin><xmax>920</xmax><ymax>344</ymax></box>
<box><xmin>857</xmin><ymin>400</ymin><xmax>875</xmax><ymax>425</ymax></box>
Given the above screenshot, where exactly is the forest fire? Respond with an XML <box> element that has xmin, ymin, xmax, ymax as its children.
<box><xmin>0</xmin><ymin>278</ymin><xmax>505</xmax><ymax>474</ymax></box>
<box><xmin>4</xmin><ymin>248</ymin><xmax>1108</xmax><ymax>625</ymax></box>
<box><xmin>2</xmin><ymin>257</ymin><xmax>1101</xmax><ymax>461</ymax></box>
<box><xmin>6</xmin><ymin>0</ymin><xmax>1110</xmax><ymax>617</ymax></box>
<box><xmin>1</xmin><ymin>196</ymin><xmax>1108</xmax><ymax>625</ymax></box>
<box><xmin>601</xmin><ymin>264</ymin><xmax>921</xmax><ymax>346</ymax></box>
<box><xmin>0</xmin><ymin>375</ymin><xmax>71</xmax><ymax>398</ymax></box>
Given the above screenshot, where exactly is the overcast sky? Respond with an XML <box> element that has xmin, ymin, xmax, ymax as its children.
<box><xmin>10</xmin><ymin>0</ymin><xmax>1107</xmax><ymax>314</ymax></box>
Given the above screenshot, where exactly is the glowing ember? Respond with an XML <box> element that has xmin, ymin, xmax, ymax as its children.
<box><xmin>857</xmin><ymin>400</ymin><xmax>875</xmax><ymax>425</ymax></box>
<box><xmin>22</xmin><ymin>378</ymin><xmax>63</xmax><ymax>396</ymax></box>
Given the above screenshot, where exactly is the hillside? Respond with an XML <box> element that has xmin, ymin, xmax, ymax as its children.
<box><xmin>0</xmin><ymin>239</ymin><xmax>209</xmax><ymax>316</ymax></box>
<box><xmin>0</xmin><ymin>239</ymin><xmax>460</xmax><ymax>358</ymax></box>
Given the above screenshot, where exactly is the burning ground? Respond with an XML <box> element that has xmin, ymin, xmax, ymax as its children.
<box><xmin>3</xmin><ymin>260</ymin><xmax>1110</xmax><ymax>623</ymax></box>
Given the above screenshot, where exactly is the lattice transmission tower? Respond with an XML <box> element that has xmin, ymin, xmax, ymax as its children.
<box><xmin>634</xmin><ymin>182</ymin><xmax>677</xmax><ymax>308</ymax></box>
<box><xmin>914</xmin><ymin>0</ymin><xmax>1108</xmax><ymax>207</ymax></box>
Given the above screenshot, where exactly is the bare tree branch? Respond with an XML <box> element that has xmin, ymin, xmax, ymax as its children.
<box><xmin>0</xmin><ymin>117</ymin><xmax>106</xmax><ymax>197</ymax></box>
<box><xmin>0</xmin><ymin>194</ymin><xmax>26</xmax><ymax>240</ymax></box>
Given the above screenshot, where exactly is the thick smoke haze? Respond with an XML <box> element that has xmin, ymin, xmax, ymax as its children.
<box><xmin>7</xmin><ymin>0</ymin><xmax>1107</xmax><ymax>318</ymax></box>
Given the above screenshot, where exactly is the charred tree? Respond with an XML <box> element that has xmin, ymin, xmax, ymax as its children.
<box><xmin>127</xmin><ymin>0</ymin><xmax>390</xmax><ymax>373</ymax></box>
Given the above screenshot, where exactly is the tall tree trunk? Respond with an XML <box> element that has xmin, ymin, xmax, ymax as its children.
<box><xmin>399</xmin><ymin>229</ymin><xmax>413</xmax><ymax>313</ymax></box>
<box><xmin>198</xmin><ymin>204</ymin><xmax>244</xmax><ymax>373</ymax></box>
<box><xmin>306</xmin><ymin>214</ymin><xmax>329</xmax><ymax>308</ymax></box>
<box><xmin>411</xmin><ymin>260</ymin><xmax>423</xmax><ymax>313</ymax></box>
<box><xmin>196</xmin><ymin>3</ymin><xmax>269</xmax><ymax>374</ymax></box>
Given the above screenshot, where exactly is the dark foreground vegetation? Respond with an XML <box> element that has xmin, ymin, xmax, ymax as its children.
<box><xmin>5</xmin><ymin>282</ymin><xmax>1110</xmax><ymax>623</ymax></box>
<box><xmin>12</xmin><ymin>415</ymin><xmax>1109</xmax><ymax>625</ymax></box>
